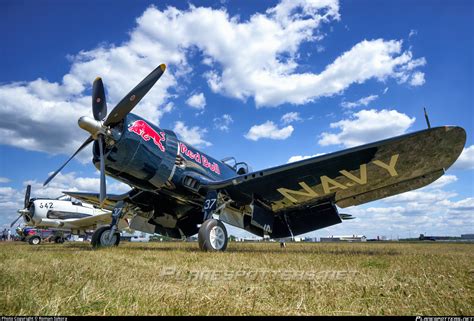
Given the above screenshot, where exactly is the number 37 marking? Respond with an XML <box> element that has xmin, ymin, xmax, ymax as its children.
<box><xmin>204</xmin><ymin>199</ymin><xmax>216</xmax><ymax>210</ymax></box>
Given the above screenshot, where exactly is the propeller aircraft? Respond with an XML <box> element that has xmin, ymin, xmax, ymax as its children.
<box><xmin>43</xmin><ymin>64</ymin><xmax>467</xmax><ymax>251</ymax></box>
<box><xmin>12</xmin><ymin>185</ymin><xmax>127</xmax><ymax>246</ymax></box>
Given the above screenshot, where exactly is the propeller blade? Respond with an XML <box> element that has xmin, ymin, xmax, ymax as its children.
<box><xmin>98</xmin><ymin>135</ymin><xmax>106</xmax><ymax>206</ymax></box>
<box><xmin>43</xmin><ymin>136</ymin><xmax>94</xmax><ymax>186</ymax></box>
<box><xmin>92</xmin><ymin>77</ymin><xmax>107</xmax><ymax>121</ymax></box>
<box><xmin>104</xmin><ymin>64</ymin><xmax>166</xmax><ymax>126</ymax></box>
<box><xmin>10</xmin><ymin>215</ymin><xmax>22</xmax><ymax>228</ymax></box>
<box><xmin>24</xmin><ymin>184</ymin><xmax>31</xmax><ymax>209</ymax></box>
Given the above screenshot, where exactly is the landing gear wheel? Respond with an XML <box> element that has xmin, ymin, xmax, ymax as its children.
<box><xmin>198</xmin><ymin>219</ymin><xmax>228</xmax><ymax>252</ymax></box>
<box><xmin>91</xmin><ymin>226</ymin><xmax>120</xmax><ymax>248</ymax></box>
<box><xmin>28</xmin><ymin>236</ymin><xmax>41</xmax><ymax>245</ymax></box>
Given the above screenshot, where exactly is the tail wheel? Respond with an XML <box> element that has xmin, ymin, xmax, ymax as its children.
<box><xmin>91</xmin><ymin>226</ymin><xmax>120</xmax><ymax>248</ymax></box>
<box><xmin>28</xmin><ymin>236</ymin><xmax>41</xmax><ymax>245</ymax></box>
<box><xmin>198</xmin><ymin>219</ymin><xmax>228</xmax><ymax>252</ymax></box>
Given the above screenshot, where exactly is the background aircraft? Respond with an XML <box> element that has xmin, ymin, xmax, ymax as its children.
<box><xmin>11</xmin><ymin>185</ymin><xmax>128</xmax><ymax>246</ymax></box>
<box><xmin>15</xmin><ymin>226</ymin><xmax>70</xmax><ymax>245</ymax></box>
<box><xmin>44</xmin><ymin>64</ymin><xmax>466</xmax><ymax>251</ymax></box>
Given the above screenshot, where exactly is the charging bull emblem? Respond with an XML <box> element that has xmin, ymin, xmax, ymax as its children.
<box><xmin>128</xmin><ymin>120</ymin><xmax>166</xmax><ymax>152</ymax></box>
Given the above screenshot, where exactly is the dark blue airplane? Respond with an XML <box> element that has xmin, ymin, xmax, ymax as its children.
<box><xmin>44</xmin><ymin>64</ymin><xmax>466</xmax><ymax>251</ymax></box>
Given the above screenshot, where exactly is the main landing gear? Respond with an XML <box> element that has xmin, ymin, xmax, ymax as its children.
<box><xmin>91</xmin><ymin>201</ymin><xmax>124</xmax><ymax>248</ymax></box>
<box><xmin>91</xmin><ymin>226</ymin><xmax>120</xmax><ymax>248</ymax></box>
<box><xmin>198</xmin><ymin>219</ymin><xmax>228</xmax><ymax>252</ymax></box>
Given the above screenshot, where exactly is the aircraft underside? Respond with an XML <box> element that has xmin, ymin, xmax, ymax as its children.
<box><xmin>123</xmin><ymin>188</ymin><xmax>343</xmax><ymax>240</ymax></box>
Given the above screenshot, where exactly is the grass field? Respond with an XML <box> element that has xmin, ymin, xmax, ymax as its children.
<box><xmin>0</xmin><ymin>241</ymin><xmax>473</xmax><ymax>316</ymax></box>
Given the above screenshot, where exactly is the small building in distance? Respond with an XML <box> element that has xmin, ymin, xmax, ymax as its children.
<box><xmin>320</xmin><ymin>235</ymin><xmax>367</xmax><ymax>242</ymax></box>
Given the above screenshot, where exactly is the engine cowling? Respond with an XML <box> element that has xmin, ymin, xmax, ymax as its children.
<box><xmin>95</xmin><ymin>114</ymin><xmax>178</xmax><ymax>191</ymax></box>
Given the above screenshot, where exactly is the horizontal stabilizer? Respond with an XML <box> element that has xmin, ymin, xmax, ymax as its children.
<box><xmin>339</xmin><ymin>213</ymin><xmax>355</xmax><ymax>220</ymax></box>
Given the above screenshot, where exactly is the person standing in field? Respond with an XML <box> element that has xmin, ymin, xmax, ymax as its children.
<box><xmin>1</xmin><ymin>229</ymin><xmax>6</xmax><ymax>241</ymax></box>
<box><xmin>7</xmin><ymin>229</ymin><xmax>11</xmax><ymax>241</ymax></box>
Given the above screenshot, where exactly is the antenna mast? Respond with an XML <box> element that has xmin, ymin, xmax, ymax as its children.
<box><xmin>424</xmin><ymin>107</ymin><xmax>431</xmax><ymax>129</ymax></box>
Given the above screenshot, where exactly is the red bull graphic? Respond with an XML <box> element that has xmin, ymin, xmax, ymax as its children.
<box><xmin>128</xmin><ymin>120</ymin><xmax>166</xmax><ymax>152</ymax></box>
<box><xmin>179</xmin><ymin>142</ymin><xmax>221</xmax><ymax>175</ymax></box>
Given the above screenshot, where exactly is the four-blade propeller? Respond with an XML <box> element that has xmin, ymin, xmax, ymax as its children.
<box><xmin>43</xmin><ymin>64</ymin><xmax>167</xmax><ymax>206</ymax></box>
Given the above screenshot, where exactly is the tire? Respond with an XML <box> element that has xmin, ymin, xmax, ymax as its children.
<box><xmin>28</xmin><ymin>236</ymin><xmax>41</xmax><ymax>245</ymax></box>
<box><xmin>91</xmin><ymin>226</ymin><xmax>120</xmax><ymax>248</ymax></box>
<box><xmin>54</xmin><ymin>237</ymin><xmax>64</xmax><ymax>244</ymax></box>
<box><xmin>198</xmin><ymin>219</ymin><xmax>228</xmax><ymax>252</ymax></box>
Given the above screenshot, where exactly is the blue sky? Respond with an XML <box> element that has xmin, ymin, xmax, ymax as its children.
<box><xmin>0</xmin><ymin>0</ymin><xmax>473</xmax><ymax>239</ymax></box>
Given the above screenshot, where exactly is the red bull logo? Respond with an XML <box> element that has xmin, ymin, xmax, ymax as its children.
<box><xmin>128</xmin><ymin>120</ymin><xmax>166</xmax><ymax>152</ymax></box>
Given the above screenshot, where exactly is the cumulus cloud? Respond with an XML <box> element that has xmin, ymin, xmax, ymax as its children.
<box><xmin>0</xmin><ymin>0</ymin><xmax>427</xmax><ymax>160</ymax></box>
<box><xmin>28</xmin><ymin>172</ymin><xmax>131</xmax><ymax>198</ymax></box>
<box><xmin>409</xmin><ymin>71</ymin><xmax>425</xmax><ymax>86</ymax></box>
<box><xmin>185</xmin><ymin>92</ymin><xmax>206</xmax><ymax>110</ymax></box>
<box><xmin>0</xmin><ymin>177</ymin><xmax>11</xmax><ymax>183</ymax></box>
<box><xmin>245</xmin><ymin>121</ymin><xmax>294</xmax><ymax>141</ymax></box>
<box><xmin>426</xmin><ymin>174</ymin><xmax>458</xmax><ymax>189</ymax></box>
<box><xmin>213</xmin><ymin>114</ymin><xmax>233</xmax><ymax>132</ymax></box>
<box><xmin>281</xmin><ymin>112</ymin><xmax>302</xmax><ymax>124</ymax></box>
<box><xmin>341</xmin><ymin>94</ymin><xmax>378</xmax><ymax>109</ymax></box>
<box><xmin>135</xmin><ymin>2</ymin><xmax>426</xmax><ymax>107</ymax></box>
<box><xmin>452</xmin><ymin>145</ymin><xmax>474</xmax><ymax>170</ymax></box>
<box><xmin>173</xmin><ymin>121</ymin><xmax>212</xmax><ymax>147</ymax></box>
<box><xmin>318</xmin><ymin>109</ymin><xmax>416</xmax><ymax>147</ymax></box>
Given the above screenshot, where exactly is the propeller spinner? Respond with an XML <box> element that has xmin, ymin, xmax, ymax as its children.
<box><xmin>43</xmin><ymin>64</ymin><xmax>167</xmax><ymax>206</ymax></box>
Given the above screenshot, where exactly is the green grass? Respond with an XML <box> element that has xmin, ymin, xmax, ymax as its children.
<box><xmin>0</xmin><ymin>241</ymin><xmax>473</xmax><ymax>315</ymax></box>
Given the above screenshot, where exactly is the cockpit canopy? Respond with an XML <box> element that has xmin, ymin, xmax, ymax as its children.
<box><xmin>221</xmin><ymin>157</ymin><xmax>252</xmax><ymax>175</ymax></box>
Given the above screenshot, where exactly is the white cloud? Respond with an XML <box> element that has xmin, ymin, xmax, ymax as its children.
<box><xmin>409</xmin><ymin>29</ymin><xmax>418</xmax><ymax>38</ymax></box>
<box><xmin>452</xmin><ymin>145</ymin><xmax>474</xmax><ymax>170</ymax></box>
<box><xmin>213</xmin><ymin>114</ymin><xmax>234</xmax><ymax>132</ymax></box>
<box><xmin>409</xmin><ymin>71</ymin><xmax>425</xmax><ymax>86</ymax></box>
<box><xmin>447</xmin><ymin>197</ymin><xmax>474</xmax><ymax>211</ymax></box>
<box><xmin>245</xmin><ymin>121</ymin><xmax>294</xmax><ymax>141</ymax></box>
<box><xmin>281</xmin><ymin>112</ymin><xmax>302</xmax><ymax>124</ymax></box>
<box><xmin>426</xmin><ymin>174</ymin><xmax>458</xmax><ymax>189</ymax></box>
<box><xmin>0</xmin><ymin>1</ymin><xmax>428</xmax><ymax>160</ymax></box>
<box><xmin>138</xmin><ymin>2</ymin><xmax>425</xmax><ymax>107</ymax></box>
<box><xmin>0</xmin><ymin>177</ymin><xmax>11</xmax><ymax>183</ymax></box>
<box><xmin>341</xmin><ymin>94</ymin><xmax>378</xmax><ymax>108</ymax></box>
<box><xmin>186</xmin><ymin>92</ymin><xmax>206</xmax><ymax>110</ymax></box>
<box><xmin>26</xmin><ymin>172</ymin><xmax>131</xmax><ymax>199</ymax></box>
<box><xmin>0</xmin><ymin>21</ymin><xmax>177</xmax><ymax>159</ymax></box>
<box><xmin>318</xmin><ymin>109</ymin><xmax>416</xmax><ymax>147</ymax></box>
<box><xmin>287</xmin><ymin>153</ymin><xmax>325</xmax><ymax>163</ymax></box>
<box><xmin>173</xmin><ymin>121</ymin><xmax>212</xmax><ymax>147</ymax></box>
<box><xmin>0</xmin><ymin>186</ymin><xmax>24</xmax><ymax>227</ymax></box>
